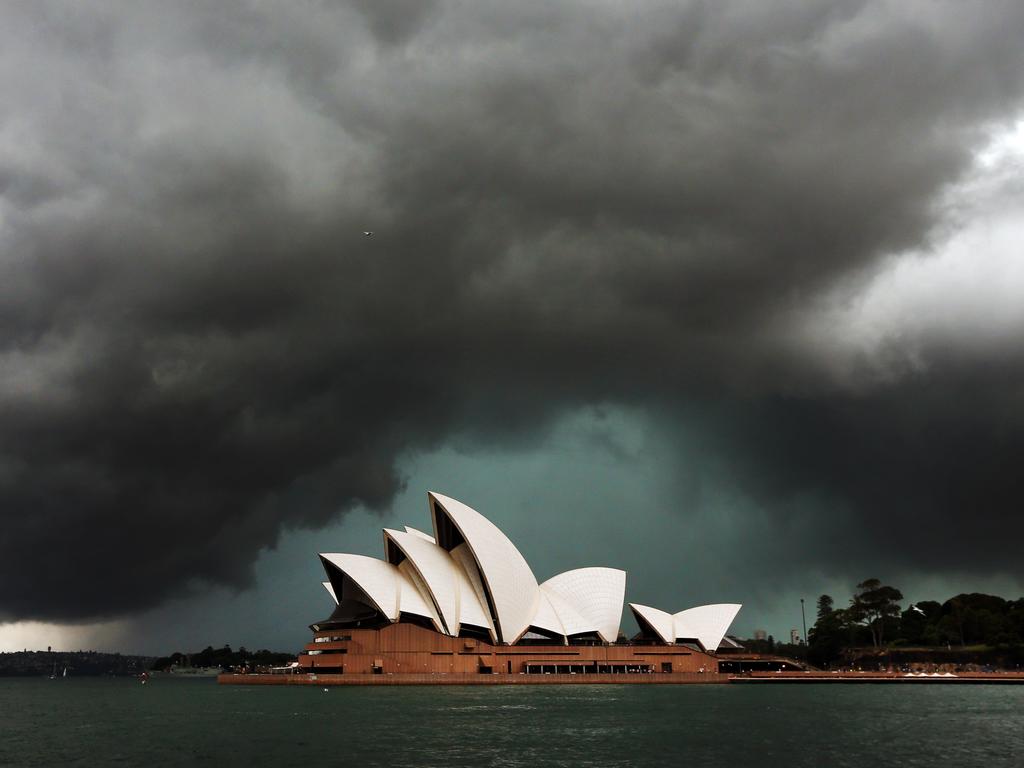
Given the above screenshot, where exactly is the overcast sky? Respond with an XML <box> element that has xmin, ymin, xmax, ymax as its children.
<box><xmin>3</xmin><ymin>1</ymin><xmax>1024</xmax><ymax>654</ymax></box>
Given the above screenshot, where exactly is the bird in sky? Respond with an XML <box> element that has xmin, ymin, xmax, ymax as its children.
<box><xmin>911</xmin><ymin>604</ymin><xmax>926</xmax><ymax>616</ymax></box>
<box><xmin>363</xmin><ymin>231</ymin><xmax>373</xmax><ymax>236</ymax></box>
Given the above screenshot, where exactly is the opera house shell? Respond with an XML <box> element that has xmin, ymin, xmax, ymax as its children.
<box><xmin>299</xmin><ymin>492</ymin><xmax>742</xmax><ymax>678</ymax></box>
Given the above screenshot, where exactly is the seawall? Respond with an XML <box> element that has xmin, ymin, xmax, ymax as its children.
<box><xmin>218</xmin><ymin>672</ymin><xmax>729</xmax><ymax>685</ymax></box>
<box><xmin>219</xmin><ymin>671</ymin><xmax>1024</xmax><ymax>686</ymax></box>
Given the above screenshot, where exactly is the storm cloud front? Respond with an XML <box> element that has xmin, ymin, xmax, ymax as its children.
<box><xmin>2</xmin><ymin>0</ymin><xmax>1024</xmax><ymax>627</ymax></box>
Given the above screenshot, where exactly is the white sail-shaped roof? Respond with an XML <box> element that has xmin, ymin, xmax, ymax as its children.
<box><xmin>320</xmin><ymin>553</ymin><xmax>400</xmax><ymax>620</ymax></box>
<box><xmin>395</xmin><ymin>562</ymin><xmax>442</xmax><ymax>627</ymax></box>
<box><xmin>449</xmin><ymin>563</ymin><xmax>494</xmax><ymax>634</ymax></box>
<box><xmin>629</xmin><ymin>603</ymin><xmax>675</xmax><ymax>644</ymax></box>
<box><xmin>540</xmin><ymin>585</ymin><xmax>592</xmax><ymax>636</ymax></box>
<box><xmin>529</xmin><ymin>583</ymin><xmax>605</xmax><ymax>642</ymax></box>
<box><xmin>529</xmin><ymin>591</ymin><xmax>568</xmax><ymax>639</ymax></box>
<box><xmin>384</xmin><ymin>529</ymin><xmax>460</xmax><ymax>634</ymax></box>
<box><xmin>319</xmin><ymin>552</ymin><xmax>442</xmax><ymax>628</ymax></box>
<box><xmin>541</xmin><ymin>568</ymin><xmax>626</xmax><ymax>643</ymax></box>
<box><xmin>322</xmin><ymin>581</ymin><xmax>338</xmax><ymax>604</ymax></box>
<box><xmin>673</xmin><ymin>603</ymin><xmax>742</xmax><ymax>651</ymax></box>
<box><xmin>449</xmin><ymin>543</ymin><xmax>497</xmax><ymax>640</ymax></box>
<box><xmin>629</xmin><ymin>601</ymin><xmax>742</xmax><ymax>649</ymax></box>
<box><xmin>383</xmin><ymin>528</ymin><xmax>494</xmax><ymax>637</ymax></box>
<box><xmin>429</xmin><ymin>492</ymin><xmax>539</xmax><ymax>643</ymax></box>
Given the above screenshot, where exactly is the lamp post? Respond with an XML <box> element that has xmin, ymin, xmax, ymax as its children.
<box><xmin>800</xmin><ymin>598</ymin><xmax>808</xmax><ymax>646</ymax></box>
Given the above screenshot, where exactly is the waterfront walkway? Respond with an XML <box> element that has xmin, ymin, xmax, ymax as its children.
<box><xmin>732</xmin><ymin>671</ymin><xmax>1024</xmax><ymax>684</ymax></box>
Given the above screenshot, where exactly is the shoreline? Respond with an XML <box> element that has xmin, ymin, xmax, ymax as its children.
<box><xmin>218</xmin><ymin>671</ymin><xmax>1024</xmax><ymax>686</ymax></box>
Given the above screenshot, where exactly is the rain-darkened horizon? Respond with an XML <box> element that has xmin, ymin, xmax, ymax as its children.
<box><xmin>3</xmin><ymin>0</ymin><xmax>1024</xmax><ymax>654</ymax></box>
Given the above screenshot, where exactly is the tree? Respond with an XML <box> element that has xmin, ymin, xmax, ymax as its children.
<box><xmin>808</xmin><ymin>604</ymin><xmax>848</xmax><ymax>667</ymax></box>
<box><xmin>850</xmin><ymin>579</ymin><xmax>903</xmax><ymax>648</ymax></box>
<box><xmin>816</xmin><ymin>595</ymin><xmax>834</xmax><ymax>622</ymax></box>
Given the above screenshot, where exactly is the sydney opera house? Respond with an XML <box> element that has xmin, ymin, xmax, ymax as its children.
<box><xmin>297</xmin><ymin>492</ymin><xmax>741</xmax><ymax>678</ymax></box>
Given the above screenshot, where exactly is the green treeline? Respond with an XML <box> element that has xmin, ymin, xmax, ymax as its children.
<box><xmin>808</xmin><ymin>579</ymin><xmax>1024</xmax><ymax>667</ymax></box>
<box><xmin>151</xmin><ymin>645</ymin><xmax>293</xmax><ymax>671</ymax></box>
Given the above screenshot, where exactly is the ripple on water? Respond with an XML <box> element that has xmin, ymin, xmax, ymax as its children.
<box><xmin>0</xmin><ymin>679</ymin><xmax>1023</xmax><ymax>768</ymax></box>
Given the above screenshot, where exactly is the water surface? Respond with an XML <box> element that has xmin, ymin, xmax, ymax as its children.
<box><xmin>1</xmin><ymin>678</ymin><xmax>1021</xmax><ymax>767</ymax></box>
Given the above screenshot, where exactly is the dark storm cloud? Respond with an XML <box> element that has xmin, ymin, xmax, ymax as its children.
<box><xmin>2</xmin><ymin>0</ymin><xmax>1024</xmax><ymax>621</ymax></box>
<box><xmin>661</xmin><ymin>358</ymin><xmax>1024</xmax><ymax>574</ymax></box>
<box><xmin>349</xmin><ymin>0</ymin><xmax>440</xmax><ymax>44</ymax></box>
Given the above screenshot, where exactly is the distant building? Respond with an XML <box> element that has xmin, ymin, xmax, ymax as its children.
<box><xmin>753</xmin><ymin>629</ymin><xmax>767</xmax><ymax>642</ymax></box>
<box><xmin>790</xmin><ymin>628</ymin><xmax>801</xmax><ymax>645</ymax></box>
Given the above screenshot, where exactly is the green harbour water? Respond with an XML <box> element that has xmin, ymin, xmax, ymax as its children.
<box><xmin>1</xmin><ymin>677</ymin><xmax>1022</xmax><ymax>767</ymax></box>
